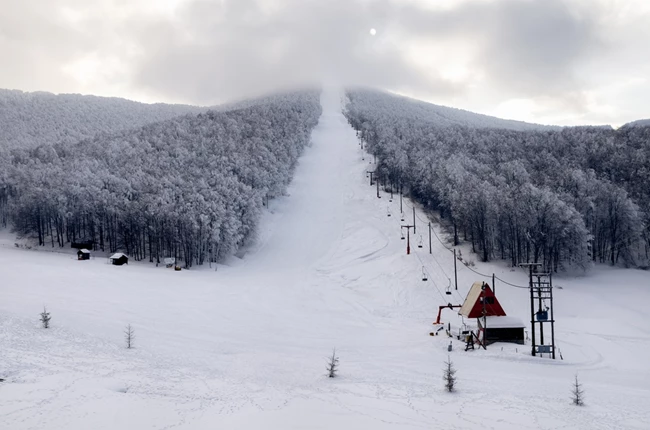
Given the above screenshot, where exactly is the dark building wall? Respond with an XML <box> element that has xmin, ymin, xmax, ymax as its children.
<box><xmin>485</xmin><ymin>327</ymin><xmax>525</xmax><ymax>345</ymax></box>
<box><xmin>111</xmin><ymin>256</ymin><xmax>128</xmax><ymax>265</ymax></box>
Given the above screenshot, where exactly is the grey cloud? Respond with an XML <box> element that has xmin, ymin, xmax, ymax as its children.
<box><xmin>1</xmin><ymin>0</ymin><xmax>648</xmax><ymax>124</ymax></box>
<box><xmin>129</xmin><ymin>0</ymin><xmax>606</xmax><ymax>106</ymax></box>
<box><xmin>131</xmin><ymin>0</ymin><xmax>457</xmax><ymax>104</ymax></box>
<box><xmin>395</xmin><ymin>0</ymin><xmax>603</xmax><ymax>96</ymax></box>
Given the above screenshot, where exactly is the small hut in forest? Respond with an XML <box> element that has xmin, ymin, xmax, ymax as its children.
<box><xmin>109</xmin><ymin>253</ymin><xmax>129</xmax><ymax>266</ymax></box>
<box><xmin>77</xmin><ymin>249</ymin><xmax>90</xmax><ymax>260</ymax></box>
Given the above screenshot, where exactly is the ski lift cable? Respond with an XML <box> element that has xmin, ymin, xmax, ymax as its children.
<box><xmin>414</xmin><ymin>252</ymin><xmax>447</xmax><ymax>302</ymax></box>
<box><xmin>399</xmin><ymin>198</ymin><xmax>454</xmax><ymax>252</ymax></box>
<box><xmin>381</xmin><ymin>180</ymin><xmax>527</xmax><ymax>290</ymax></box>
<box><xmin>457</xmin><ymin>260</ymin><xmax>528</xmax><ymax>289</ymax></box>
<box><xmin>429</xmin><ymin>247</ymin><xmax>451</xmax><ymax>279</ymax></box>
<box><xmin>494</xmin><ymin>275</ymin><xmax>528</xmax><ymax>289</ymax></box>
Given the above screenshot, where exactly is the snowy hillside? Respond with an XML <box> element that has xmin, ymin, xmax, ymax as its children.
<box><xmin>1</xmin><ymin>89</ymin><xmax>649</xmax><ymax>429</ymax></box>
<box><xmin>0</xmin><ymin>89</ymin><xmax>206</xmax><ymax>149</ymax></box>
<box><xmin>2</xmin><ymin>90</ymin><xmax>322</xmax><ymax>266</ymax></box>
<box><xmin>345</xmin><ymin>90</ymin><xmax>650</xmax><ymax>270</ymax></box>
<box><xmin>346</xmin><ymin>88</ymin><xmax>560</xmax><ymax>131</ymax></box>
<box><xmin>624</xmin><ymin>118</ymin><xmax>650</xmax><ymax>127</ymax></box>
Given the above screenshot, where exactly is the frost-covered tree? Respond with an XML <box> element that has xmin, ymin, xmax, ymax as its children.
<box><xmin>571</xmin><ymin>374</ymin><xmax>585</xmax><ymax>406</ymax></box>
<box><xmin>344</xmin><ymin>88</ymin><xmax>650</xmax><ymax>270</ymax></box>
<box><xmin>443</xmin><ymin>355</ymin><xmax>456</xmax><ymax>392</ymax></box>
<box><xmin>40</xmin><ymin>306</ymin><xmax>51</xmax><ymax>329</ymax></box>
<box><xmin>2</xmin><ymin>90</ymin><xmax>322</xmax><ymax>268</ymax></box>
<box><xmin>124</xmin><ymin>324</ymin><xmax>135</xmax><ymax>349</ymax></box>
<box><xmin>326</xmin><ymin>349</ymin><xmax>339</xmax><ymax>378</ymax></box>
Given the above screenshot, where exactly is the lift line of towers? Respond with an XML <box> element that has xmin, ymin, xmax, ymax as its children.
<box><xmin>357</xmin><ymin>131</ymin><xmax>557</xmax><ymax>359</ymax></box>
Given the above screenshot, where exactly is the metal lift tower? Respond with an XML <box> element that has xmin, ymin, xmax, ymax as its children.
<box><xmin>520</xmin><ymin>263</ymin><xmax>556</xmax><ymax>359</ymax></box>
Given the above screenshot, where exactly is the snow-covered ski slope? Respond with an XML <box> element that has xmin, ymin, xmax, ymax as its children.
<box><xmin>1</xmin><ymin>89</ymin><xmax>650</xmax><ymax>430</ymax></box>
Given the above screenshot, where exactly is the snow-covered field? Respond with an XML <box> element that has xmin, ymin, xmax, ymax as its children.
<box><xmin>1</xmin><ymin>90</ymin><xmax>650</xmax><ymax>429</ymax></box>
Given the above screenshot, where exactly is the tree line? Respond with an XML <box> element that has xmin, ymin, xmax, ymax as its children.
<box><xmin>1</xmin><ymin>91</ymin><xmax>322</xmax><ymax>267</ymax></box>
<box><xmin>344</xmin><ymin>89</ymin><xmax>649</xmax><ymax>270</ymax></box>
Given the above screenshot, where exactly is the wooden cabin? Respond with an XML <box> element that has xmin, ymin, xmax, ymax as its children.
<box><xmin>109</xmin><ymin>253</ymin><xmax>129</xmax><ymax>266</ymax></box>
<box><xmin>77</xmin><ymin>249</ymin><xmax>90</xmax><ymax>260</ymax></box>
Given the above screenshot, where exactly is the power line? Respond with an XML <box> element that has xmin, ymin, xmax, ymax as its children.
<box><xmin>366</xmin><ymin>152</ymin><xmax>529</xmax><ymax>292</ymax></box>
<box><xmin>494</xmin><ymin>275</ymin><xmax>528</xmax><ymax>289</ymax></box>
<box><xmin>414</xmin><ymin>251</ymin><xmax>447</xmax><ymax>303</ymax></box>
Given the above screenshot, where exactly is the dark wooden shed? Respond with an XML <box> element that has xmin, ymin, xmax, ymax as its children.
<box><xmin>77</xmin><ymin>249</ymin><xmax>90</xmax><ymax>260</ymax></box>
<box><xmin>478</xmin><ymin>316</ymin><xmax>526</xmax><ymax>345</ymax></box>
<box><xmin>109</xmin><ymin>253</ymin><xmax>129</xmax><ymax>266</ymax></box>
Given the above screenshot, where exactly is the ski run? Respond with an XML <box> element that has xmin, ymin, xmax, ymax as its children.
<box><xmin>1</xmin><ymin>89</ymin><xmax>649</xmax><ymax>430</ymax></box>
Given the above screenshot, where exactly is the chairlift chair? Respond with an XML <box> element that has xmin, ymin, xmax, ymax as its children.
<box><xmin>400</xmin><ymin>212</ymin><xmax>405</xmax><ymax>221</ymax></box>
<box><xmin>422</xmin><ymin>266</ymin><xmax>428</xmax><ymax>281</ymax></box>
<box><xmin>445</xmin><ymin>278</ymin><xmax>452</xmax><ymax>295</ymax></box>
<box><xmin>417</xmin><ymin>235</ymin><xmax>423</xmax><ymax>248</ymax></box>
<box><xmin>401</xmin><ymin>230</ymin><xmax>405</xmax><ymax>240</ymax></box>
<box><xmin>387</xmin><ymin>207</ymin><xmax>391</xmax><ymax>217</ymax></box>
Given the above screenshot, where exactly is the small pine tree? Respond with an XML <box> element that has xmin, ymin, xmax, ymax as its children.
<box><xmin>124</xmin><ymin>324</ymin><xmax>135</xmax><ymax>349</ymax></box>
<box><xmin>326</xmin><ymin>348</ymin><xmax>339</xmax><ymax>378</ymax></box>
<box><xmin>443</xmin><ymin>355</ymin><xmax>456</xmax><ymax>392</ymax></box>
<box><xmin>571</xmin><ymin>374</ymin><xmax>585</xmax><ymax>406</ymax></box>
<box><xmin>40</xmin><ymin>306</ymin><xmax>51</xmax><ymax>329</ymax></box>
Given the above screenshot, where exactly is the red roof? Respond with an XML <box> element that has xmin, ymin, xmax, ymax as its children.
<box><xmin>458</xmin><ymin>281</ymin><xmax>506</xmax><ymax>318</ymax></box>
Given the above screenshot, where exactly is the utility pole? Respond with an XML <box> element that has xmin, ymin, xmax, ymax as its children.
<box><xmin>481</xmin><ymin>282</ymin><xmax>487</xmax><ymax>350</ymax></box>
<box><xmin>401</xmin><ymin>225</ymin><xmax>414</xmax><ymax>255</ymax></box>
<box><xmin>366</xmin><ymin>170</ymin><xmax>375</xmax><ymax>186</ymax></box>
<box><xmin>412</xmin><ymin>207</ymin><xmax>416</xmax><ymax>234</ymax></box>
<box><xmin>376</xmin><ymin>174</ymin><xmax>381</xmax><ymax>198</ymax></box>
<box><xmin>528</xmin><ymin>264</ymin><xmax>536</xmax><ymax>356</ymax></box>
<box><xmin>550</xmin><ymin>272</ymin><xmax>556</xmax><ymax>359</ymax></box>
<box><xmin>453</xmin><ymin>249</ymin><xmax>458</xmax><ymax>290</ymax></box>
<box><xmin>428</xmin><ymin>222</ymin><xmax>432</xmax><ymax>254</ymax></box>
<box><xmin>399</xmin><ymin>183</ymin><xmax>403</xmax><ymax>213</ymax></box>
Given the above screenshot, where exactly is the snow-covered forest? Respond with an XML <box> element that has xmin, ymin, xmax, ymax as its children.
<box><xmin>0</xmin><ymin>90</ymin><xmax>321</xmax><ymax>266</ymax></box>
<box><xmin>344</xmin><ymin>89</ymin><xmax>650</xmax><ymax>270</ymax></box>
<box><xmin>0</xmin><ymin>89</ymin><xmax>207</xmax><ymax>150</ymax></box>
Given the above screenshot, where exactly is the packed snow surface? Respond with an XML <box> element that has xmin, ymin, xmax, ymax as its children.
<box><xmin>1</xmin><ymin>89</ymin><xmax>650</xmax><ymax>429</ymax></box>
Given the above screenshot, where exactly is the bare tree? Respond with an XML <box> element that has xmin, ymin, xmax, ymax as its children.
<box><xmin>326</xmin><ymin>348</ymin><xmax>339</xmax><ymax>378</ymax></box>
<box><xmin>40</xmin><ymin>306</ymin><xmax>51</xmax><ymax>329</ymax></box>
<box><xmin>443</xmin><ymin>355</ymin><xmax>456</xmax><ymax>392</ymax></box>
<box><xmin>124</xmin><ymin>324</ymin><xmax>135</xmax><ymax>349</ymax></box>
<box><xmin>571</xmin><ymin>374</ymin><xmax>585</xmax><ymax>406</ymax></box>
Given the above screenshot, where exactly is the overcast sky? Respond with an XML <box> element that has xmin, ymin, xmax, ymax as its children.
<box><xmin>2</xmin><ymin>0</ymin><xmax>648</xmax><ymax>126</ymax></box>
